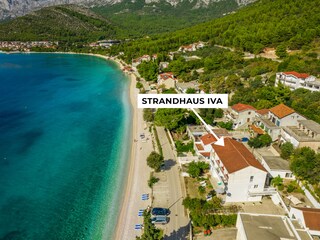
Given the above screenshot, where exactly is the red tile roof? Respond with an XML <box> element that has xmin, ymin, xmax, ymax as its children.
<box><xmin>256</xmin><ymin>109</ymin><xmax>269</xmax><ymax>116</ymax></box>
<box><xmin>284</xmin><ymin>71</ymin><xmax>309</xmax><ymax>79</ymax></box>
<box><xmin>196</xmin><ymin>144</ymin><xmax>204</xmax><ymax>151</ymax></box>
<box><xmin>159</xmin><ymin>72</ymin><xmax>175</xmax><ymax>81</ymax></box>
<box><xmin>200</xmin><ymin>134</ymin><xmax>217</xmax><ymax>145</ymax></box>
<box><xmin>296</xmin><ymin>207</ymin><xmax>320</xmax><ymax>231</ymax></box>
<box><xmin>211</xmin><ymin>138</ymin><xmax>266</xmax><ymax>173</ymax></box>
<box><xmin>232</xmin><ymin>103</ymin><xmax>256</xmax><ymax>112</ymax></box>
<box><xmin>200</xmin><ymin>152</ymin><xmax>211</xmax><ymax>158</ymax></box>
<box><xmin>250</xmin><ymin>125</ymin><xmax>265</xmax><ymax>135</ymax></box>
<box><xmin>269</xmin><ymin>103</ymin><xmax>295</xmax><ymax>119</ymax></box>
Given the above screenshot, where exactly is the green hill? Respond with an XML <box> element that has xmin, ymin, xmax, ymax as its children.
<box><xmin>0</xmin><ymin>5</ymin><xmax>121</xmax><ymax>42</ymax></box>
<box><xmin>111</xmin><ymin>0</ymin><xmax>320</xmax><ymax>59</ymax></box>
<box><xmin>92</xmin><ymin>0</ymin><xmax>239</xmax><ymax>37</ymax></box>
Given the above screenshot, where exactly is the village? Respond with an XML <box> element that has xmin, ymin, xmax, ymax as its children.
<box><xmin>117</xmin><ymin>41</ymin><xmax>320</xmax><ymax>240</ymax></box>
<box><xmin>0</xmin><ymin>41</ymin><xmax>59</xmax><ymax>51</ymax></box>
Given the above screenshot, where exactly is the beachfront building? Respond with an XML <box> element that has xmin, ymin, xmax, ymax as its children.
<box><xmin>289</xmin><ymin>207</ymin><xmax>320</xmax><ymax>237</ymax></box>
<box><xmin>280</xmin><ymin>120</ymin><xmax>320</xmax><ymax>151</ymax></box>
<box><xmin>259</xmin><ymin>155</ymin><xmax>294</xmax><ymax>181</ymax></box>
<box><xmin>132</xmin><ymin>54</ymin><xmax>151</xmax><ymax>68</ymax></box>
<box><xmin>225</xmin><ymin>103</ymin><xmax>257</xmax><ymax>129</ymax></box>
<box><xmin>236</xmin><ymin>213</ymin><xmax>311</xmax><ymax>240</ymax></box>
<box><xmin>254</xmin><ymin>103</ymin><xmax>305</xmax><ymax>141</ymax></box>
<box><xmin>209</xmin><ymin>138</ymin><xmax>270</xmax><ymax>202</ymax></box>
<box><xmin>276</xmin><ymin>71</ymin><xmax>320</xmax><ymax>92</ymax></box>
<box><xmin>175</xmin><ymin>81</ymin><xmax>200</xmax><ymax>93</ymax></box>
<box><xmin>157</xmin><ymin>72</ymin><xmax>177</xmax><ymax>89</ymax></box>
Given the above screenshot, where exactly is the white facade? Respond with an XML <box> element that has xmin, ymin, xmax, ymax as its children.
<box><xmin>276</xmin><ymin>72</ymin><xmax>320</xmax><ymax>92</ymax></box>
<box><xmin>260</xmin><ymin>156</ymin><xmax>294</xmax><ymax>180</ymax></box>
<box><xmin>226</xmin><ymin>106</ymin><xmax>256</xmax><ymax>129</ymax></box>
<box><xmin>269</xmin><ymin>111</ymin><xmax>305</xmax><ymax>128</ymax></box>
<box><xmin>227</xmin><ymin>167</ymin><xmax>267</xmax><ymax>202</ymax></box>
<box><xmin>210</xmin><ymin>151</ymin><xmax>268</xmax><ymax>203</ymax></box>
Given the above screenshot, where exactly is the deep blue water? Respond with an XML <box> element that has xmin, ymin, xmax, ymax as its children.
<box><xmin>0</xmin><ymin>53</ymin><xmax>131</xmax><ymax>240</ymax></box>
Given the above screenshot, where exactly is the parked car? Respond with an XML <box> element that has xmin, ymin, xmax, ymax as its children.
<box><xmin>151</xmin><ymin>207</ymin><xmax>170</xmax><ymax>216</ymax></box>
<box><xmin>151</xmin><ymin>216</ymin><xmax>169</xmax><ymax>224</ymax></box>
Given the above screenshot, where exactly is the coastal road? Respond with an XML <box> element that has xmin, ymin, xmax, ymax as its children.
<box><xmin>155</xmin><ymin>127</ymin><xmax>190</xmax><ymax>239</ymax></box>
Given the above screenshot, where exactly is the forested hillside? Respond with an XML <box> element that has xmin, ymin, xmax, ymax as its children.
<box><xmin>93</xmin><ymin>0</ymin><xmax>239</xmax><ymax>37</ymax></box>
<box><xmin>0</xmin><ymin>5</ymin><xmax>122</xmax><ymax>42</ymax></box>
<box><xmin>110</xmin><ymin>0</ymin><xmax>320</xmax><ymax>59</ymax></box>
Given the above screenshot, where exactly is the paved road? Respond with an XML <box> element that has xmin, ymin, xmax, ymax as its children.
<box><xmin>155</xmin><ymin>127</ymin><xmax>190</xmax><ymax>239</ymax></box>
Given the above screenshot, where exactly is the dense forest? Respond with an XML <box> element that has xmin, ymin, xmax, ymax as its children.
<box><xmin>93</xmin><ymin>0</ymin><xmax>239</xmax><ymax>37</ymax></box>
<box><xmin>110</xmin><ymin>0</ymin><xmax>320</xmax><ymax>59</ymax></box>
<box><xmin>0</xmin><ymin>5</ymin><xmax>122</xmax><ymax>42</ymax></box>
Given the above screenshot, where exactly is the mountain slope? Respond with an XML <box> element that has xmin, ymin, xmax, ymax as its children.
<box><xmin>92</xmin><ymin>0</ymin><xmax>240</xmax><ymax>37</ymax></box>
<box><xmin>111</xmin><ymin>0</ymin><xmax>320</xmax><ymax>59</ymax></box>
<box><xmin>0</xmin><ymin>0</ymin><xmax>255</xmax><ymax>20</ymax></box>
<box><xmin>0</xmin><ymin>5</ymin><xmax>120</xmax><ymax>41</ymax></box>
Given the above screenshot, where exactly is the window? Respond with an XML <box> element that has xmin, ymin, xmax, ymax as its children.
<box><xmin>276</xmin><ymin>120</ymin><xmax>280</xmax><ymax>126</ymax></box>
<box><xmin>250</xmin><ymin>176</ymin><xmax>254</xmax><ymax>182</ymax></box>
<box><xmin>285</xmin><ymin>173</ymin><xmax>292</xmax><ymax>178</ymax></box>
<box><xmin>254</xmin><ymin>185</ymin><xmax>258</xmax><ymax>188</ymax></box>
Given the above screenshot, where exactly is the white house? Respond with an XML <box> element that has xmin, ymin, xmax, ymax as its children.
<box><xmin>178</xmin><ymin>44</ymin><xmax>197</xmax><ymax>52</ymax></box>
<box><xmin>225</xmin><ymin>103</ymin><xmax>257</xmax><ymax>129</ymax></box>
<box><xmin>276</xmin><ymin>71</ymin><xmax>320</xmax><ymax>92</ymax></box>
<box><xmin>290</xmin><ymin>207</ymin><xmax>320</xmax><ymax>237</ymax></box>
<box><xmin>255</xmin><ymin>103</ymin><xmax>305</xmax><ymax>141</ymax></box>
<box><xmin>209</xmin><ymin>138</ymin><xmax>270</xmax><ymax>202</ymax></box>
<box><xmin>157</xmin><ymin>72</ymin><xmax>177</xmax><ymax>89</ymax></box>
<box><xmin>159</xmin><ymin>62</ymin><xmax>169</xmax><ymax>70</ymax></box>
<box><xmin>280</xmin><ymin>119</ymin><xmax>320</xmax><ymax>151</ymax></box>
<box><xmin>260</xmin><ymin>156</ymin><xmax>294</xmax><ymax>181</ymax></box>
<box><xmin>132</xmin><ymin>54</ymin><xmax>151</xmax><ymax>68</ymax></box>
<box><xmin>194</xmin><ymin>133</ymin><xmax>217</xmax><ymax>159</ymax></box>
<box><xmin>237</xmin><ymin>213</ymin><xmax>311</xmax><ymax>240</ymax></box>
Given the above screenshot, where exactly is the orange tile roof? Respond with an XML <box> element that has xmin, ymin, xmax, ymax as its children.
<box><xmin>232</xmin><ymin>103</ymin><xmax>256</xmax><ymax>112</ymax></box>
<box><xmin>196</xmin><ymin>144</ymin><xmax>204</xmax><ymax>151</ymax></box>
<box><xmin>200</xmin><ymin>134</ymin><xmax>217</xmax><ymax>145</ymax></box>
<box><xmin>284</xmin><ymin>71</ymin><xmax>309</xmax><ymax>79</ymax></box>
<box><xmin>159</xmin><ymin>72</ymin><xmax>175</xmax><ymax>81</ymax></box>
<box><xmin>211</xmin><ymin>138</ymin><xmax>266</xmax><ymax>173</ymax></box>
<box><xmin>269</xmin><ymin>103</ymin><xmax>295</xmax><ymax>119</ymax></box>
<box><xmin>256</xmin><ymin>109</ymin><xmax>269</xmax><ymax>116</ymax></box>
<box><xmin>296</xmin><ymin>207</ymin><xmax>320</xmax><ymax>231</ymax></box>
<box><xmin>250</xmin><ymin>125</ymin><xmax>265</xmax><ymax>135</ymax></box>
<box><xmin>200</xmin><ymin>152</ymin><xmax>211</xmax><ymax>158</ymax></box>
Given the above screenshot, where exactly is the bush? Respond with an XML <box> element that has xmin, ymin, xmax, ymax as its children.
<box><xmin>143</xmin><ymin>108</ymin><xmax>154</xmax><ymax>122</ymax></box>
<box><xmin>147</xmin><ymin>151</ymin><xmax>164</xmax><ymax>172</ymax></box>
<box><xmin>280</xmin><ymin>142</ymin><xmax>294</xmax><ymax>159</ymax></box>
<box><xmin>148</xmin><ymin>174</ymin><xmax>159</xmax><ymax>188</ymax></box>
<box><xmin>217</xmin><ymin>121</ymin><xmax>233</xmax><ymax>130</ymax></box>
<box><xmin>187</xmin><ymin>161</ymin><xmax>210</xmax><ymax>178</ymax></box>
<box><xmin>198</xmin><ymin>186</ymin><xmax>206</xmax><ymax>194</ymax></box>
<box><xmin>248</xmin><ymin>134</ymin><xmax>272</xmax><ymax>148</ymax></box>
<box><xmin>175</xmin><ymin>140</ymin><xmax>194</xmax><ymax>153</ymax></box>
<box><xmin>136</xmin><ymin>82</ymin><xmax>143</xmax><ymax>89</ymax></box>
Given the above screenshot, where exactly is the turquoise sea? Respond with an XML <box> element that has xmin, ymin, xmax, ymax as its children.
<box><xmin>0</xmin><ymin>53</ymin><xmax>131</xmax><ymax>240</ymax></box>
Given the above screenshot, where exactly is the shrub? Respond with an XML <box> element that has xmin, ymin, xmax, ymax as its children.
<box><xmin>147</xmin><ymin>151</ymin><xmax>164</xmax><ymax>172</ymax></box>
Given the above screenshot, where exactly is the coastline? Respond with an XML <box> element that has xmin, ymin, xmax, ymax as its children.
<box><xmin>1</xmin><ymin>51</ymin><xmax>147</xmax><ymax>239</ymax></box>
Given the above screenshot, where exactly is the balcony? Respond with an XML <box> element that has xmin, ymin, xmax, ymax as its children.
<box><xmin>248</xmin><ymin>187</ymin><xmax>277</xmax><ymax>196</ymax></box>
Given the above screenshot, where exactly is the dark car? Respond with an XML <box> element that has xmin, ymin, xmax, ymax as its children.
<box><xmin>151</xmin><ymin>207</ymin><xmax>170</xmax><ymax>216</ymax></box>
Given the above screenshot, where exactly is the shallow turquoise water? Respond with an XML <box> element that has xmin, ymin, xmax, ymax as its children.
<box><xmin>0</xmin><ymin>53</ymin><xmax>131</xmax><ymax>240</ymax></box>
